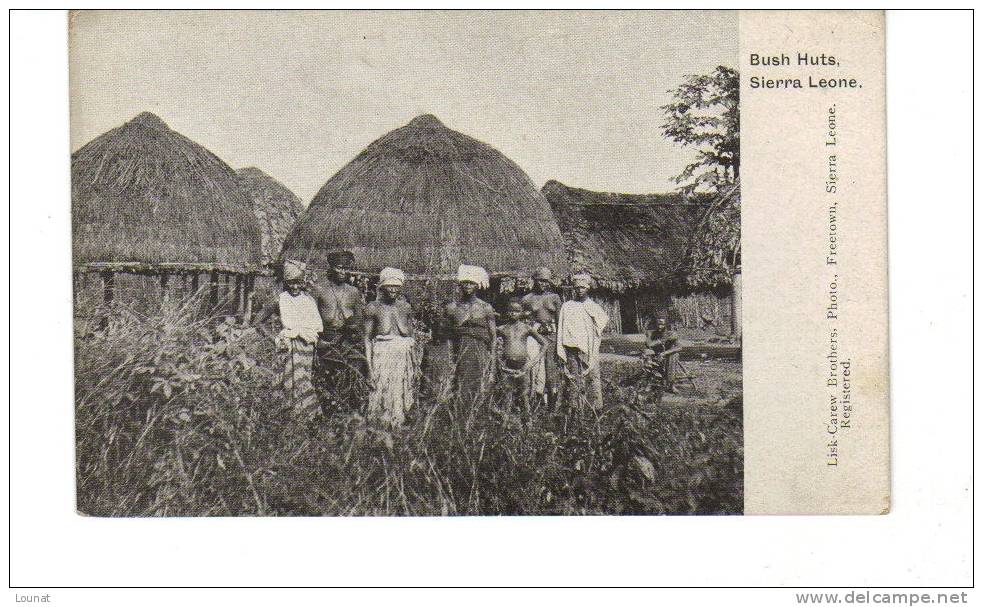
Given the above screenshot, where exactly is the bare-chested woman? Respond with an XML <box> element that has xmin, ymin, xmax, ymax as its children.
<box><xmin>445</xmin><ymin>265</ymin><xmax>496</xmax><ymax>404</ymax></box>
<box><xmin>310</xmin><ymin>251</ymin><xmax>365</xmax><ymax>412</ymax></box>
<box><xmin>363</xmin><ymin>267</ymin><xmax>415</xmax><ymax>426</ymax></box>
<box><xmin>313</xmin><ymin>251</ymin><xmax>364</xmax><ymax>333</ymax></box>
<box><xmin>521</xmin><ymin>267</ymin><xmax>563</xmax><ymax>407</ymax></box>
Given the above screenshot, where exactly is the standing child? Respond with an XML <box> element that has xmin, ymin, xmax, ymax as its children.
<box><xmin>255</xmin><ymin>260</ymin><xmax>324</xmax><ymax>420</ymax></box>
<box><xmin>497</xmin><ymin>300</ymin><xmax>548</xmax><ymax>421</ymax></box>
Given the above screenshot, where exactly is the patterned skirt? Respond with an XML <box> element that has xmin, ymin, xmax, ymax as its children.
<box><xmin>281</xmin><ymin>338</ymin><xmax>317</xmax><ymax>419</ymax></box>
<box><xmin>314</xmin><ymin>332</ymin><xmax>367</xmax><ymax>411</ymax></box>
<box><xmin>528</xmin><ymin>324</ymin><xmax>559</xmax><ymax>398</ymax></box>
<box><xmin>367</xmin><ymin>335</ymin><xmax>416</xmax><ymax>426</ymax></box>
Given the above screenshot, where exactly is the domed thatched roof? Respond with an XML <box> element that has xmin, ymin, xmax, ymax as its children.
<box><xmin>72</xmin><ymin>112</ymin><xmax>262</xmax><ymax>271</ymax></box>
<box><xmin>236</xmin><ymin>167</ymin><xmax>304</xmax><ymax>266</ymax></box>
<box><xmin>281</xmin><ymin>114</ymin><xmax>567</xmax><ymax>277</ymax></box>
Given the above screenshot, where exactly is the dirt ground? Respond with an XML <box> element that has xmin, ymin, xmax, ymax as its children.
<box><xmin>601</xmin><ymin>354</ymin><xmax>742</xmax><ymax>408</ymax></box>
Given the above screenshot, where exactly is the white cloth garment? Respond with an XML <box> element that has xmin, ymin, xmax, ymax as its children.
<box><xmin>277</xmin><ymin>291</ymin><xmax>323</xmax><ymax>345</ymax></box>
<box><xmin>456</xmin><ymin>264</ymin><xmax>489</xmax><ymax>289</ymax></box>
<box><xmin>378</xmin><ymin>267</ymin><xmax>406</xmax><ymax>287</ymax></box>
<box><xmin>532</xmin><ymin>267</ymin><xmax>554</xmax><ymax>282</ymax></box>
<box><xmin>283</xmin><ymin>259</ymin><xmax>307</xmax><ymax>281</ymax></box>
<box><xmin>527</xmin><ymin>332</ymin><xmax>546</xmax><ymax>396</ymax></box>
<box><xmin>368</xmin><ymin>335</ymin><xmax>416</xmax><ymax>426</ymax></box>
<box><xmin>571</xmin><ymin>273</ymin><xmax>593</xmax><ymax>289</ymax></box>
<box><xmin>556</xmin><ymin>298</ymin><xmax>609</xmax><ymax>371</ymax></box>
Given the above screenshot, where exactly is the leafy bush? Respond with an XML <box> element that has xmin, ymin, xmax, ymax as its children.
<box><xmin>76</xmin><ymin>302</ymin><xmax>742</xmax><ymax>516</ymax></box>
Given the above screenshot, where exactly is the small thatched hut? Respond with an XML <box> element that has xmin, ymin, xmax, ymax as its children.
<box><xmin>236</xmin><ymin>167</ymin><xmax>304</xmax><ymax>267</ymax></box>
<box><xmin>72</xmin><ymin>112</ymin><xmax>263</xmax><ymax>312</ymax></box>
<box><xmin>544</xmin><ymin>180</ymin><xmax>738</xmax><ymax>337</ymax></box>
<box><xmin>281</xmin><ymin>114</ymin><xmax>567</xmax><ymax>284</ymax></box>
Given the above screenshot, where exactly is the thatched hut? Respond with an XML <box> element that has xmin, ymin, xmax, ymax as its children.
<box><xmin>544</xmin><ymin>180</ymin><xmax>738</xmax><ymax>337</ymax></box>
<box><xmin>72</xmin><ymin>112</ymin><xmax>263</xmax><ymax>313</ymax></box>
<box><xmin>236</xmin><ymin>167</ymin><xmax>304</xmax><ymax>267</ymax></box>
<box><xmin>281</xmin><ymin>114</ymin><xmax>567</xmax><ymax>286</ymax></box>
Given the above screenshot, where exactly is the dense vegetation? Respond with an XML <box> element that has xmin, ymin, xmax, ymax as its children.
<box><xmin>76</xmin><ymin>301</ymin><xmax>743</xmax><ymax>517</ymax></box>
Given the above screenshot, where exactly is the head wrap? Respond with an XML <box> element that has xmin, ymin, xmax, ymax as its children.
<box><xmin>457</xmin><ymin>264</ymin><xmax>489</xmax><ymax>290</ymax></box>
<box><xmin>378</xmin><ymin>267</ymin><xmax>406</xmax><ymax>288</ymax></box>
<box><xmin>532</xmin><ymin>267</ymin><xmax>554</xmax><ymax>282</ymax></box>
<box><xmin>283</xmin><ymin>259</ymin><xmax>307</xmax><ymax>282</ymax></box>
<box><xmin>327</xmin><ymin>250</ymin><xmax>355</xmax><ymax>269</ymax></box>
<box><xmin>571</xmin><ymin>273</ymin><xmax>593</xmax><ymax>289</ymax></box>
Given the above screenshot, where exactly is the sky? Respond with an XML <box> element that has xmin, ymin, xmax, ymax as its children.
<box><xmin>69</xmin><ymin>10</ymin><xmax>737</xmax><ymax>203</ymax></box>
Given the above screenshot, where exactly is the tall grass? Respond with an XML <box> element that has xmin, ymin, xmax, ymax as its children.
<box><xmin>76</xmin><ymin>302</ymin><xmax>742</xmax><ymax>516</ymax></box>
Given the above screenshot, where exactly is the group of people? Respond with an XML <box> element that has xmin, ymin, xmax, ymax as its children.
<box><xmin>256</xmin><ymin>252</ymin><xmax>611</xmax><ymax>427</ymax></box>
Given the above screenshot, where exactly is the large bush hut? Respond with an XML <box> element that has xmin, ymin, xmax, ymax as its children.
<box><xmin>281</xmin><ymin>114</ymin><xmax>567</xmax><ymax>295</ymax></box>
<box><xmin>544</xmin><ymin>180</ymin><xmax>740</xmax><ymax>338</ymax></box>
<box><xmin>72</xmin><ymin>112</ymin><xmax>263</xmax><ymax>314</ymax></box>
<box><xmin>236</xmin><ymin>167</ymin><xmax>304</xmax><ymax>267</ymax></box>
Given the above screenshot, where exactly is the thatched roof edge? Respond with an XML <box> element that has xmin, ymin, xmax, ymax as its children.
<box><xmin>236</xmin><ymin>166</ymin><xmax>304</xmax><ymax>267</ymax></box>
<box><xmin>282</xmin><ymin>114</ymin><xmax>568</xmax><ymax>277</ymax></box>
<box><xmin>72</xmin><ymin>112</ymin><xmax>263</xmax><ymax>270</ymax></box>
<box><xmin>76</xmin><ymin>261</ymin><xmax>267</xmax><ymax>275</ymax></box>
<box><xmin>543</xmin><ymin>180</ymin><xmax>706</xmax><ymax>293</ymax></box>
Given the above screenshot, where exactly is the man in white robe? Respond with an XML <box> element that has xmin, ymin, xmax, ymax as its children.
<box><xmin>557</xmin><ymin>273</ymin><xmax>609</xmax><ymax>410</ymax></box>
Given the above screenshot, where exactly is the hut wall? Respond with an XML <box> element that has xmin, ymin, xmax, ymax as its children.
<box><xmin>591</xmin><ymin>295</ymin><xmax>622</xmax><ymax>335</ymax></box>
<box><xmin>613</xmin><ymin>288</ymin><xmax>736</xmax><ymax>338</ymax></box>
<box><xmin>73</xmin><ymin>271</ymin><xmax>251</xmax><ymax>320</ymax></box>
<box><xmin>670</xmin><ymin>291</ymin><xmax>735</xmax><ymax>337</ymax></box>
<box><xmin>249</xmin><ymin>274</ymin><xmax>282</xmax><ymax>315</ymax></box>
<box><xmin>629</xmin><ymin>289</ymin><xmax>672</xmax><ymax>334</ymax></box>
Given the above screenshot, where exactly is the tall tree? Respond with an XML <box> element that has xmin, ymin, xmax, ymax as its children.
<box><xmin>661</xmin><ymin>65</ymin><xmax>739</xmax><ymax>194</ymax></box>
<box><xmin>662</xmin><ymin>66</ymin><xmax>741</xmax><ymax>289</ymax></box>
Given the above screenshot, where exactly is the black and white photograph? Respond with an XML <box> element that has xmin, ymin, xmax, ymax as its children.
<box><xmin>9</xmin><ymin>5</ymin><xmax>976</xmax><ymax>597</ymax></box>
<box><xmin>71</xmin><ymin>10</ymin><xmax>743</xmax><ymax>516</ymax></box>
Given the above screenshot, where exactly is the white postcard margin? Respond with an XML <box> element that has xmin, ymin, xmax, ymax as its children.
<box><xmin>741</xmin><ymin>10</ymin><xmax>890</xmax><ymax>514</ymax></box>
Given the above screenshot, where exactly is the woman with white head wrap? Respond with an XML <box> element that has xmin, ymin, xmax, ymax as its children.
<box><xmin>363</xmin><ymin>267</ymin><xmax>416</xmax><ymax>426</ymax></box>
<box><xmin>557</xmin><ymin>273</ymin><xmax>609</xmax><ymax>410</ymax></box>
<box><xmin>445</xmin><ymin>264</ymin><xmax>497</xmax><ymax>404</ymax></box>
<box><xmin>456</xmin><ymin>264</ymin><xmax>490</xmax><ymax>290</ymax></box>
